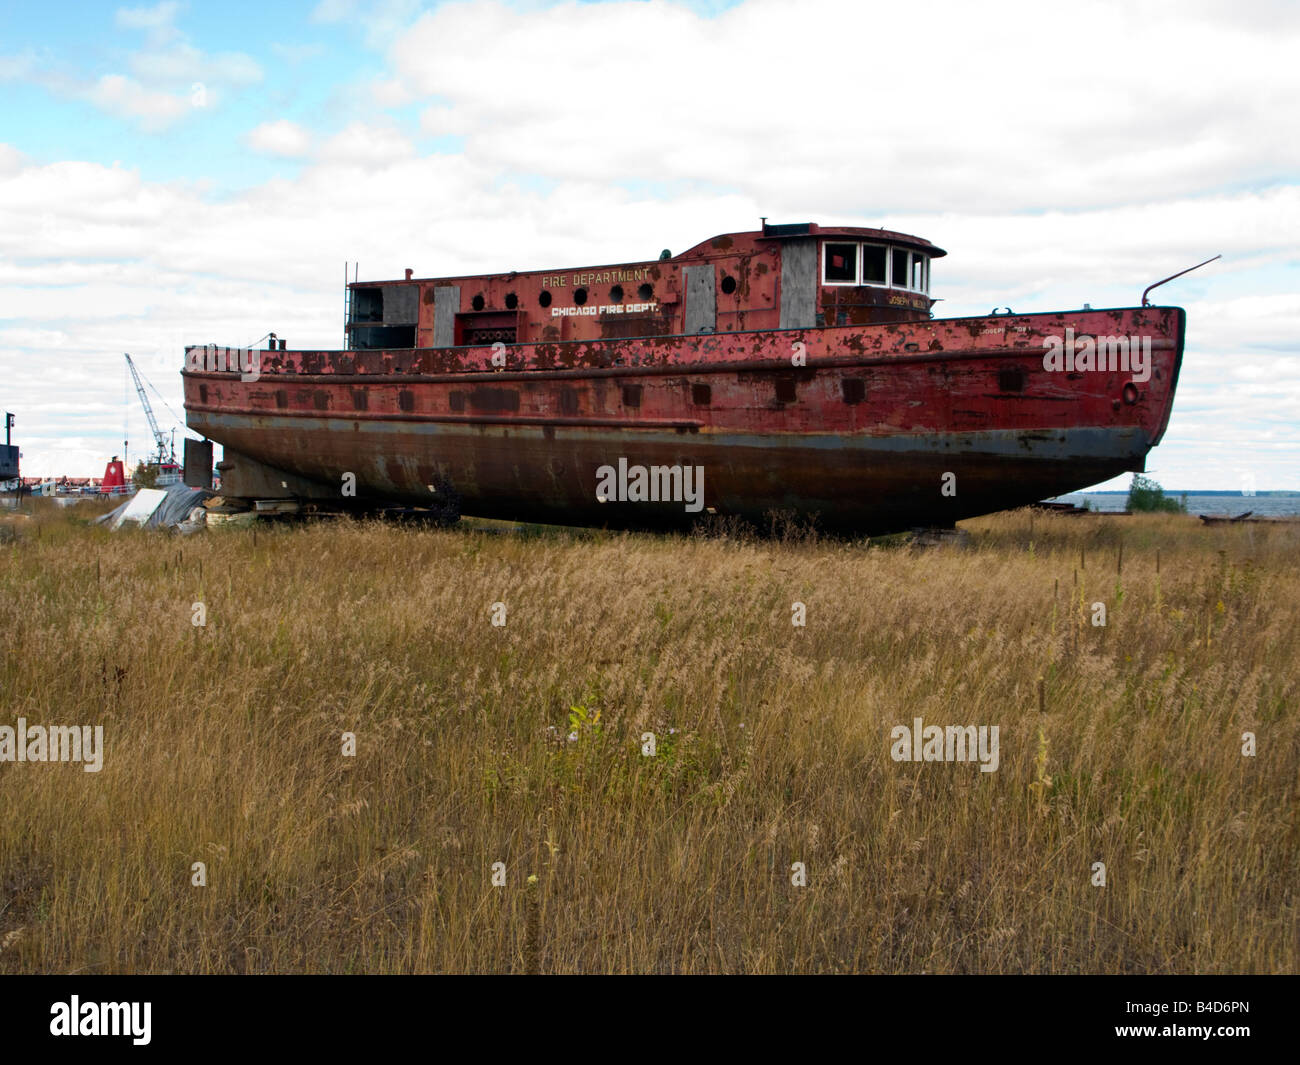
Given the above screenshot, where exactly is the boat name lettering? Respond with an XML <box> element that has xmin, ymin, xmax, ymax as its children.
<box><xmin>886</xmin><ymin>294</ymin><xmax>929</xmax><ymax>309</ymax></box>
<box><xmin>552</xmin><ymin>302</ymin><xmax>659</xmax><ymax>318</ymax></box>
<box><xmin>540</xmin><ymin>268</ymin><xmax>653</xmax><ymax>288</ymax></box>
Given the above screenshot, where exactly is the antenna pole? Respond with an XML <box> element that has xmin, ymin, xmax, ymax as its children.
<box><xmin>1142</xmin><ymin>255</ymin><xmax>1221</xmax><ymax>306</ymax></box>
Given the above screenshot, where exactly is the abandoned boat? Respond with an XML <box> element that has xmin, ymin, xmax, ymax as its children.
<box><xmin>181</xmin><ymin>221</ymin><xmax>1185</xmax><ymax>533</ymax></box>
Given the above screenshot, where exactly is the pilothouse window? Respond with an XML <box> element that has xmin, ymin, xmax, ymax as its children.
<box><xmin>862</xmin><ymin>244</ymin><xmax>887</xmax><ymax>285</ymax></box>
<box><xmin>823</xmin><ymin>243</ymin><xmax>858</xmax><ymax>283</ymax></box>
<box><xmin>820</xmin><ymin>241</ymin><xmax>930</xmax><ymax>293</ymax></box>
<box><xmin>821</xmin><ymin>239</ymin><xmax>925</xmax><ymax>291</ymax></box>
<box><xmin>892</xmin><ymin>248</ymin><xmax>909</xmax><ymax>287</ymax></box>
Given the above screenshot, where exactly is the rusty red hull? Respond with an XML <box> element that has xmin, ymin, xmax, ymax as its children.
<box><xmin>183</xmin><ymin>305</ymin><xmax>1183</xmax><ymax>534</ymax></box>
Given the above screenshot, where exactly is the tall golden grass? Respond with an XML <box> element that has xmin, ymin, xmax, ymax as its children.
<box><xmin>1</xmin><ymin>500</ymin><xmax>1296</xmax><ymax>973</ymax></box>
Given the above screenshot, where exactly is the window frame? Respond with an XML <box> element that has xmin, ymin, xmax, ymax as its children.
<box><xmin>819</xmin><ymin>241</ymin><xmax>931</xmax><ymax>293</ymax></box>
<box><xmin>821</xmin><ymin>242</ymin><xmax>861</xmax><ymax>286</ymax></box>
<box><xmin>890</xmin><ymin>247</ymin><xmax>910</xmax><ymax>289</ymax></box>
<box><xmin>860</xmin><ymin>242</ymin><xmax>889</xmax><ymax>287</ymax></box>
<box><xmin>910</xmin><ymin>253</ymin><xmax>926</xmax><ymax>293</ymax></box>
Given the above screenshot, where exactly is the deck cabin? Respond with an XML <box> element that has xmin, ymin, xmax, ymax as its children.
<box><xmin>344</xmin><ymin>221</ymin><xmax>946</xmax><ymax>351</ymax></box>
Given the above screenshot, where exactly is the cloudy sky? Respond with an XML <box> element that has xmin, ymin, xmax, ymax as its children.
<box><xmin>1</xmin><ymin>0</ymin><xmax>1296</xmax><ymax>488</ymax></box>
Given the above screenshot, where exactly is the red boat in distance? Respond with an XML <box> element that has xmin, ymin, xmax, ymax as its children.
<box><xmin>182</xmin><ymin>221</ymin><xmax>1184</xmax><ymax>533</ymax></box>
<box><xmin>101</xmin><ymin>457</ymin><xmax>129</xmax><ymax>495</ymax></box>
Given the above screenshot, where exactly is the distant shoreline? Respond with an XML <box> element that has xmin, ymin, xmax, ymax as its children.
<box><xmin>1050</xmin><ymin>490</ymin><xmax>1300</xmax><ymax>517</ymax></box>
<box><xmin>1058</xmin><ymin>490</ymin><xmax>1299</xmax><ymax>496</ymax></box>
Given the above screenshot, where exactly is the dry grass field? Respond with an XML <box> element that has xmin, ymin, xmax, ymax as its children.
<box><xmin>1</xmin><ymin>500</ymin><xmax>1296</xmax><ymax>973</ymax></box>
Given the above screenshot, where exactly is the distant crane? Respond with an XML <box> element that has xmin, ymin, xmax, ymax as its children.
<box><xmin>124</xmin><ymin>353</ymin><xmax>175</xmax><ymax>467</ymax></box>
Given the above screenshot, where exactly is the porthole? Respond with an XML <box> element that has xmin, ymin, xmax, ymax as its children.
<box><xmin>574</xmin><ymin>287</ymin><xmax>588</xmax><ymax>305</ymax></box>
<box><xmin>538</xmin><ymin>291</ymin><xmax>552</xmax><ymax>308</ymax></box>
<box><xmin>720</xmin><ymin>274</ymin><xmax>737</xmax><ymax>295</ymax></box>
<box><xmin>998</xmin><ymin>367</ymin><xmax>1027</xmax><ymax>393</ymax></box>
<box><xmin>609</xmin><ymin>284</ymin><xmax>624</xmax><ymax>303</ymax></box>
<box><xmin>471</xmin><ymin>294</ymin><xmax>485</xmax><ymax>311</ymax></box>
<box><xmin>505</xmin><ymin>292</ymin><xmax>518</xmax><ymax>310</ymax></box>
<box><xmin>638</xmin><ymin>283</ymin><xmax>653</xmax><ymax>301</ymax></box>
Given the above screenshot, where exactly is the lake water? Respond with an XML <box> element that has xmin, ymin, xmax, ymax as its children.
<box><xmin>1050</xmin><ymin>493</ymin><xmax>1300</xmax><ymax>517</ymax></box>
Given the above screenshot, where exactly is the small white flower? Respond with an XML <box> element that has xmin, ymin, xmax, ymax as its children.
<box><xmin>567</xmin><ymin>731</ymin><xmax>579</xmax><ymax>743</ymax></box>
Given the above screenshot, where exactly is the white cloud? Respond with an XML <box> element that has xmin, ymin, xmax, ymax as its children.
<box><xmin>384</xmin><ymin>0</ymin><xmax>1300</xmax><ymax>213</ymax></box>
<box><xmin>246</xmin><ymin>119</ymin><xmax>314</xmax><ymax>158</ymax></box>
<box><xmin>114</xmin><ymin>2</ymin><xmax>182</xmax><ymax>37</ymax></box>
<box><xmin>311</xmin><ymin>0</ymin><xmax>424</xmax><ymax>47</ymax></box>
<box><xmin>370</xmin><ymin>76</ymin><xmax>412</xmax><ymax>108</ymax></box>
<box><xmin>0</xmin><ymin>143</ymin><xmax>26</xmax><ymax>175</ymax></box>
<box><xmin>0</xmin><ymin>50</ymin><xmax>39</xmax><ymax>80</ymax></box>
<box><xmin>2</xmin><ymin>6</ymin><xmax>260</xmax><ymax>132</ymax></box>
<box><xmin>885</xmin><ymin>187</ymin><xmax>1300</xmax><ymax>311</ymax></box>
<box><xmin>316</xmin><ymin>121</ymin><xmax>416</xmax><ymax>166</ymax></box>
<box><xmin>419</xmin><ymin>104</ymin><xmax>472</xmax><ymax>138</ymax></box>
<box><xmin>93</xmin><ymin>1</ymin><xmax>261</xmax><ymax>130</ymax></box>
<box><xmin>310</xmin><ymin>0</ymin><xmax>356</xmax><ymax>21</ymax></box>
<box><xmin>129</xmin><ymin>43</ymin><xmax>262</xmax><ymax>87</ymax></box>
<box><xmin>85</xmin><ymin>74</ymin><xmax>190</xmax><ymax>131</ymax></box>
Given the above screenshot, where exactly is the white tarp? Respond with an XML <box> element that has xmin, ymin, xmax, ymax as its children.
<box><xmin>98</xmin><ymin>483</ymin><xmax>216</xmax><ymax>531</ymax></box>
<box><xmin>110</xmin><ymin>488</ymin><xmax>167</xmax><ymax>530</ymax></box>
